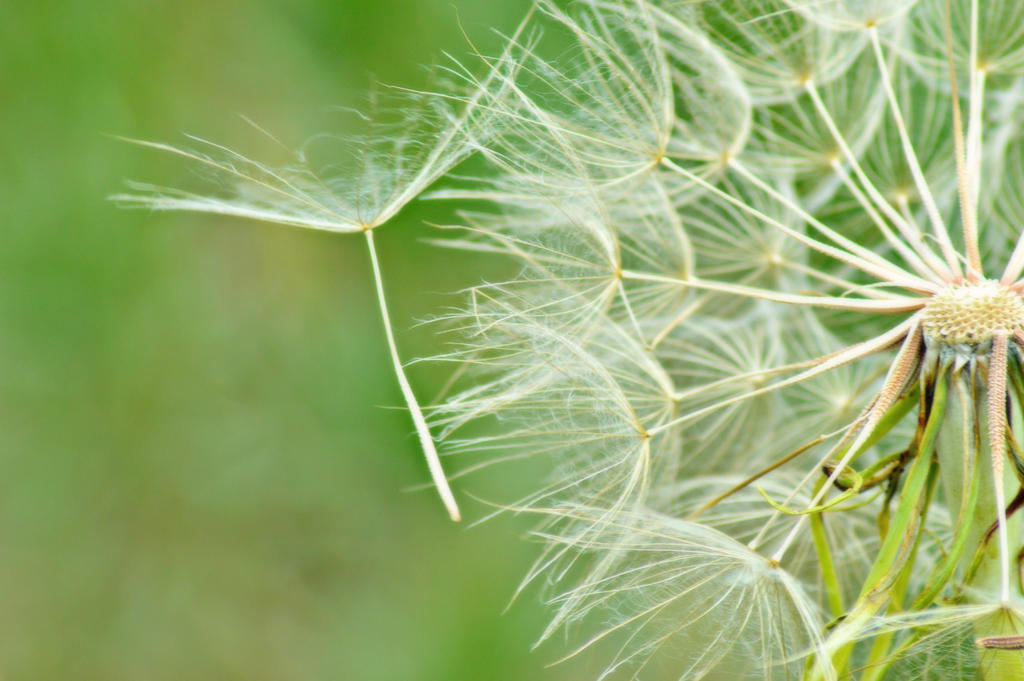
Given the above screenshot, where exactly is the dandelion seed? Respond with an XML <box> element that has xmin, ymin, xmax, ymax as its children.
<box><xmin>112</xmin><ymin>46</ymin><xmax>531</xmax><ymax>522</ymax></box>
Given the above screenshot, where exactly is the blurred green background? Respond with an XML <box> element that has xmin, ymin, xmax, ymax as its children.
<box><xmin>0</xmin><ymin>1</ymin><xmax>588</xmax><ymax>679</ymax></box>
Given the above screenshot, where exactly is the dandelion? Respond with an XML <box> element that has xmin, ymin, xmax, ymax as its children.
<box><xmin>118</xmin><ymin>0</ymin><xmax>1024</xmax><ymax>678</ymax></box>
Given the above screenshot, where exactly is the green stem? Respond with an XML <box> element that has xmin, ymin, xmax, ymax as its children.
<box><xmin>909</xmin><ymin>449</ymin><xmax>981</xmax><ymax>609</ymax></box>
<box><xmin>861</xmin><ymin>465</ymin><xmax>938</xmax><ymax>681</ymax></box>
<box><xmin>811</xmin><ymin>494</ymin><xmax>845</xmax><ymax>619</ymax></box>
<box><xmin>816</xmin><ymin>373</ymin><xmax>948</xmax><ymax>680</ymax></box>
<box><xmin>934</xmin><ymin>353</ymin><xmax>1024</xmax><ymax>681</ymax></box>
<box><xmin>861</xmin><ymin>376</ymin><xmax>946</xmax><ymax>600</ymax></box>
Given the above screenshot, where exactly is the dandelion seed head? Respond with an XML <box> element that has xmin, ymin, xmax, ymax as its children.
<box><xmin>922</xmin><ymin>281</ymin><xmax>1024</xmax><ymax>345</ymax></box>
<box><xmin>119</xmin><ymin>0</ymin><xmax>1024</xmax><ymax>676</ymax></box>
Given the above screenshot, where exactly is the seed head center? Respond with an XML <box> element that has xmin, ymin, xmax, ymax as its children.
<box><xmin>922</xmin><ymin>281</ymin><xmax>1024</xmax><ymax>345</ymax></box>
